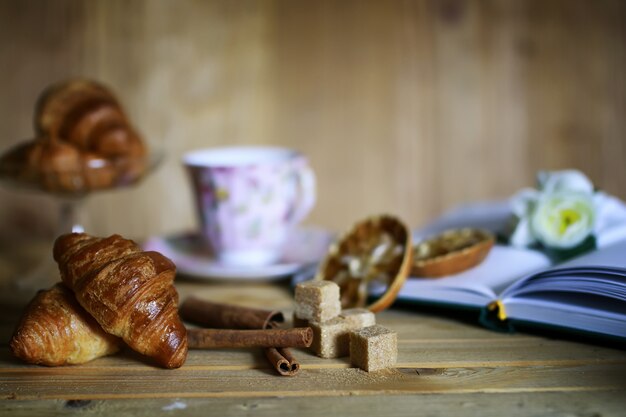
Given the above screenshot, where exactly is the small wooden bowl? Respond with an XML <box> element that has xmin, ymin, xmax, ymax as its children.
<box><xmin>315</xmin><ymin>214</ymin><xmax>413</xmax><ymax>313</ymax></box>
<box><xmin>411</xmin><ymin>228</ymin><xmax>494</xmax><ymax>278</ymax></box>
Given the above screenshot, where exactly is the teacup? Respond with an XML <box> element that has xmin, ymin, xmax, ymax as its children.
<box><xmin>183</xmin><ymin>146</ymin><xmax>316</xmax><ymax>267</ymax></box>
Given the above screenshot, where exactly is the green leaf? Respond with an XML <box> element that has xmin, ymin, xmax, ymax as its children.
<box><xmin>542</xmin><ymin>235</ymin><xmax>597</xmax><ymax>263</ymax></box>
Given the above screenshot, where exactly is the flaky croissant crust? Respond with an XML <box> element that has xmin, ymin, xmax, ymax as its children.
<box><xmin>53</xmin><ymin>233</ymin><xmax>188</xmax><ymax>369</ymax></box>
<box><xmin>10</xmin><ymin>283</ymin><xmax>121</xmax><ymax>366</ymax></box>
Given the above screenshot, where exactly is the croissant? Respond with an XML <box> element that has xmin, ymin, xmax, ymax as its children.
<box><xmin>10</xmin><ymin>284</ymin><xmax>121</xmax><ymax>366</ymax></box>
<box><xmin>35</xmin><ymin>79</ymin><xmax>118</xmax><ymax>137</ymax></box>
<box><xmin>35</xmin><ymin>79</ymin><xmax>146</xmax><ymax>158</ymax></box>
<box><xmin>53</xmin><ymin>232</ymin><xmax>188</xmax><ymax>369</ymax></box>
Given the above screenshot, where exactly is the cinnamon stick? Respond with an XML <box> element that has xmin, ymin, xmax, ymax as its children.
<box><xmin>278</xmin><ymin>348</ymin><xmax>300</xmax><ymax>374</ymax></box>
<box><xmin>180</xmin><ymin>297</ymin><xmax>304</xmax><ymax>375</ymax></box>
<box><xmin>187</xmin><ymin>327</ymin><xmax>313</xmax><ymax>349</ymax></box>
<box><xmin>265</xmin><ymin>348</ymin><xmax>291</xmax><ymax>376</ymax></box>
<box><xmin>266</xmin><ymin>347</ymin><xmax>300</xmax><ymax>376</ymax></box>
<box><xmin>264</xmin><ymin>322</ymin><xmax>300</xmax><ymax>375</ymax></box>
<box><xmin>180</xmin><ymin>297</ymin><xmax>284</xmax><ymax>330</ymax></box>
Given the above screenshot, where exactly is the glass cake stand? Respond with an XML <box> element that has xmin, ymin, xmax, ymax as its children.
<box><xmin>0</xmin><ymin>151</ymin><xmax>163</xmax><ymax>291</ymax></box>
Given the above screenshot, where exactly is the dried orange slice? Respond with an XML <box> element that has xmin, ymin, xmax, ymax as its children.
<box><xmin>411</xmin><ymin>228</ymin><xmax>494</xmax><ymax>277</ymax></box>
<box><xmin>315</xmin><ymin>214</ymin><xmax>412</xmax><ymax>313</ymax></box>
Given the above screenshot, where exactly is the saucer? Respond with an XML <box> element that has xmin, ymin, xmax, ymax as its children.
<box><xmin>142</xmin><ymin>226</ymin><xmax>335</xmax><ymax>282</ymax></box>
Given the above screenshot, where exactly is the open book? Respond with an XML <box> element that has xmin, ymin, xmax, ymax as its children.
<box><xmin>397</xmin><ymin>201</ymin><xmax>626</xmax><ymax>341</ymax></box>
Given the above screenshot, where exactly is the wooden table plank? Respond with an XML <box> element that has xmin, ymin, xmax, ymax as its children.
<box><xmin>1</xmin><ymin>333</ymin><xmax>625</xmax><ymax>372</ymax></box>
<box><xmin>2</xmin><ymin>363</ymin><xmax>625</xmax><ymax>400</ymax></box>
<box><xmin>2</xmin><ymin>391</ymin><xmax>626</xmax><ymax>417</ymax></box>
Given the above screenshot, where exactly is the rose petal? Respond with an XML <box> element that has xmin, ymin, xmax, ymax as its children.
<box><xmin>538</xmin><ymin>170</ymin><xmax>594</xmax><ymax>194</ymax></box>
<box><xmin>510</xmin><ymin>188</ymin><xmax>539</xmax><ymax>217</ymax></box>
<box><xmin>593</xmin><ymin>192</ymin><xmax>626</xmax><ymax>235</ymax></box>
<box><xmin>510</xmin><ymin>217</ymin><xmax>536</xmax><ymax>247</ymax></box>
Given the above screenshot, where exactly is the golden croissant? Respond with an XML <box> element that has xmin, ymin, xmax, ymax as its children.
<box><xmin>53</xmin><ymin>232</ymin><xmax>188</xmax><ymax>369</ymax></box>
<box><xmin>35</xmin><ymin>79</ymin><xmax>145</xmax><ymax>159</ymax></box>
<box><xmin>10</xmin><ymin>284</ymin><xmax>121</xmax><ymax>366</ymax></box>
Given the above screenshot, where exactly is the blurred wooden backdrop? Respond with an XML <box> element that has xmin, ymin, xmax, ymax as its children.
<box><xmin>0</xmin><ymin>0</ymin><xmax>625</xmax><ymax>243</ymax></box>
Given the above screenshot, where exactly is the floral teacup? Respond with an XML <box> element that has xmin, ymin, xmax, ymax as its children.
<box><xmin>184</xmin><ymin>146</ymin><xmax>316</xmax><ymax>267</ymax></box>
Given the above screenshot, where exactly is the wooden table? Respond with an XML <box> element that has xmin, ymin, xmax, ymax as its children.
<box><xmin>1</xmin><ymin>246</ymin><xmax>626</xmax><ymax>416</ymax></box>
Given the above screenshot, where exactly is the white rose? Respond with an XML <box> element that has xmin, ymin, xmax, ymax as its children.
<box><xmin>530</xmin><ymin>191</ymin><xmax>596</xmax><ymax>249</ymax></box>
<box><xmin>509</xmin><ymin>170</ymin><xmax>598</xmax><ymax>249</ymax></box>
<box><xmin>537</xmin><ymin>169</ymin><xmax>594</xmax><ymax>194</ymax></box>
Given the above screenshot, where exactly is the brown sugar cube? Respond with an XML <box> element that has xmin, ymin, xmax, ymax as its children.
<box><xmin>309</xmin><ymin>310</ymin><xmax>375</xmax><ymax>359</ymax></box>
<box><xmin>339</xmin><ymin>308</ymin><xmax>376</xmax><ymax>328</ymax></box>
<box><xmin>294</xmin><ymin>280</ymin><xmax>341</xmax><ymax>323</ymax></box>
<box><xmin>310</xmin><ymin>317</ymin><xmax>350</xmax><ymax>358</ymax></box>
<box><xmin>350</xmin><ymin>325</ymin><xmax>397</xmax><ymax>372</ymax></box>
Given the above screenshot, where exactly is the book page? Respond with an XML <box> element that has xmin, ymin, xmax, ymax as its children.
<box><xmin>550</xmin><ymin>239</ymin><xmax>626</xmax><ymax>270</ymax></box>
<box><xmin>501</xmin><ymin>239</ymin><xmax>626</xmax><ymax>299</ymax></box>
<box><xmin>502</xmin><ymin>296</ymin><xmax>626</xmax><ymax>338</ymax></box>
<box><xmin>397</xmin><ymin>245</ymin><xmax>551</xmax><ymax>308</ymax></box>
<box><xmin>500</xmin><ymin>240</ymin><xmax>626</xmax><ymax>338</ymax></box>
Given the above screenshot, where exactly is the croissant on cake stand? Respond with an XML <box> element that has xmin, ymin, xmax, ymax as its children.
<box><xmin>10</xmin><ymin>283</ymin><xmax>121</xmax><ymax>366</ymax></box>
<box><xmin>53</xmin><ymin>232</ymin><xmax>188</xmax><ymax>369</ymax></box>
<box><xmin>0</xmin><ymin>79</ymin><xmax>150</xmax><ymax>194</ymax></box>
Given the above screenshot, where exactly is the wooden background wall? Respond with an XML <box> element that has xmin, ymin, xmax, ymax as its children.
<box><xmin>0</xmin><ymin>0</ymin><xmax>625</xmax><ymax>243</ymax></box>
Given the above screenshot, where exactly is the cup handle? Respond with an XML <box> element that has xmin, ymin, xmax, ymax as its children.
<box><xmin>289</xmin><ymin>162</ymin><xmax>316</xmax><ymax>225</ymax></box>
